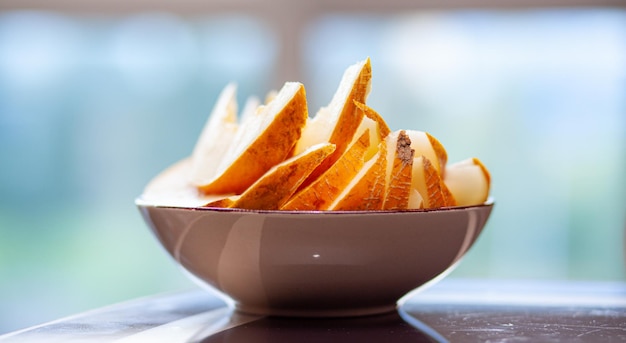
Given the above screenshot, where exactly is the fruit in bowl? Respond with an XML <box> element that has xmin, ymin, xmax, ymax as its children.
<box><xmin>136</xmin><ymin>58</ymin><xmax>493</xmax><ymax>316</ymax></box>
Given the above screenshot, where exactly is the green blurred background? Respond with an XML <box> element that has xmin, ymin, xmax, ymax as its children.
<box><xmin>1</xmin><ymin>2</ymin><xmax>625</xmax><ymax>334</ymax></box>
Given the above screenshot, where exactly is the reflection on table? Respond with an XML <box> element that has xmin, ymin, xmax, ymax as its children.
<box><xmin>1</xmin><ymin>279</ymin><xmax>625</xmax><ymax>342</ymax></box>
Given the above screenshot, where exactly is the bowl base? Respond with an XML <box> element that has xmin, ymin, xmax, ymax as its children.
<box><xmin>234</xmin><ymin>303</ymin><xmax>398</xmax><ymax>318</ymax></box>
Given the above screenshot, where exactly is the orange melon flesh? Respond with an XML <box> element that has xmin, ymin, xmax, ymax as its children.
<box><xmin>206</xmin><ymin>143</ymin><xmax>336</xmax><ymax>209</ymax></box>
<box><xmin>282</xmin><ymin>130</ymin><xmax>371</xmax><ymax>211</ymax></box>
<box><xmin>328</xmin><ymin>140</ymin><xmax>387</xmax><ymax>211</ymax></box>
<box><xmin>353</xmin><ymin>101</ymin><xmax>390</xmax><ymax>160</ymax></box>
<box><xmin>382</xmin><ymin>130</ymin><xmax>415</xmax><ymax>210</ymax></box>
<box><xmin>295</xmin><ymin>58</ymin><xmax>372</xmax><ymax>187</ymax></box>
<box><xmin>412</xmin><ymin>155</ymin><xmax>456</xmax><ymax>209</ymax></box>
<box><xmin>354</xmin><ymin>100</ymin><xmax>391</xmax><ymax>140</ymax></box>
<box><xmin>223</xmin><ymin>143</ymin><xmax>336</xmax><ymax>210</ymax></box>
<box><xmin>197</xmin><ymin>82</ymin><xmax>308</xmax><ymax>195</ymax></box>
<box><xmin>427</xmin><ymin>132</ymin><xmax>448</xmax><ymax>175</ymax></box>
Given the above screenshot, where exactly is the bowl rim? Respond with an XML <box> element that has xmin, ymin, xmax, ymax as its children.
<box><xmin>135</xmin><ymin>197</ymin><xmax>494</xmax><ymax>215</ymax></box>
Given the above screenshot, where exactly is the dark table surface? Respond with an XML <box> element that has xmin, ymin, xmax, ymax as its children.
<box><xmin>2</xmin><ymin>279</ymin><xmax>625</xmax><ymax>342</ymax></box>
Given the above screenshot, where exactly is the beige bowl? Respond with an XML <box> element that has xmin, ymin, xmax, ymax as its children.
<box><xmin>136</xmin><ymin>200</ymin><xmax>493</xmax><ymax>317</ymax></box>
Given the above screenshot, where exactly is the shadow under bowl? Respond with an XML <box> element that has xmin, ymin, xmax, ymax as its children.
<box><xmin>136</xmin><ymin>200</ymin><xmax>493</xmax><ymax>317</ymax></box>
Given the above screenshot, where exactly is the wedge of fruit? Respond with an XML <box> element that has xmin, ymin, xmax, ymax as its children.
<box><xmin>141</xmin><ymin>158</ymin><xmax>232</xmax><ymax>208</ymax></box>
<box><xmin>354</xmin><ymin>101</ymin><xmax>391</xmax><ymax>140</ymax></box>
<box><xmin>144</xmin><ymin>58</ymin><xmax>492</xmax><ymax>212</ymax></box>
<box><xmin>353</xmin><ymin>101</ymin><xmax>390</xmax><ymax>160</ymax></box>
<box><xmin>282</xmin><ymin>131</ymin><xmax>371</xmax><ymax>210</ymax></box>
<box><xmin>189</xmin><ymin>83</ymin><xmax>239</xmax><ymax>187</ymax></box>
<box><xmin>382</xmin><ymin>130</ymin><xmax>415</xmax><ymax>210</ymax></box>
<box><xmin>411</xmin><ymin>155</ymin><xmax>456</xmax><ymax>209</ymax></box>
<box><xmin>283</xmin><ymin>112</ymin><xmax>389</xmax><ymax>211</ymax></box>
<box><xmin>444</xmin><ymin>158</ymin><xmax>491</xmax><ymax>206</ymax></box>
<box><xmin>294</xmin><ymin>58</ymin><xmax>372</xmax><ymax>186</ymax></box>
<box><xmin>405</xmin><ymin>130</ymin><xmax>448</xmax><ymax>174</ymax></box>
<box><xmin>239</xmin><ymin>95</ymin><xmax>261</xmax><ymax>124</ymax></box>
<box><xmin>207</xmin><ymin>143</ymin><xmax>336</xmax><ymax>210</ymax></box>
<box><xmin>197</xmin><ymin>82</ymin><xmax>309</xmax><ymax>195</ymax></box>
<box><xmin>328</xmin><ymin>139</ymin><xmax>387</xmax><ymax>211</ymax></box>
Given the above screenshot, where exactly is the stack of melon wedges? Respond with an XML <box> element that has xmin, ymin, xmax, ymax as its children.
<box><xmin>142</xmin><ymin>58</ymin><xmax>490</xmax><ymax>211</ymax></box>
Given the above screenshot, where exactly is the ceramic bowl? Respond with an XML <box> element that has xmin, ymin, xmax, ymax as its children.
<box><xmin>136</xmin><ymin>200</ymin><xmax>493</xmax><ymax>317</ymax></box>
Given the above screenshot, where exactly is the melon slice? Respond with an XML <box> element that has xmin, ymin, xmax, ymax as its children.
<box><xmin>382</xmin><ymin>130</ymin><xmax>415</xmax><ymax>210</ymax></box>
<box><xmin>411</xmin><ymin>155</ymin><xmax>456</xmax><ymax>208</ymax></box>
<box><xmin>189</xmin><ymin>83</ymin><xmax>239</xmax><ymax>187</ymax></box>
<box><xmin>282</xmin><ymin>131</ymin><xmax>371</xmax><ymax>210</ymax></box>
<box><xmin>208</xmin><ymin>143</ymin><xmax>336</xmax><ymax>210</ymax></box>
<box><xmin>444</xmin><ymin>157</ymin><xmax>491</xmax><ymax>206</ymax></box>
<box><xmin>197</xmin><ymin>82</ymin><xmax>308</xmax><ymax>195</ymax></box>
<box><xmin>294</xmin><ymin>58</ymin><xmax>372</xmax><ymax>186</ymax></box>
<box><xmin>328</xmin><ymin>140</ymin><xmax>387</xmax><ymax>211</ymax></box>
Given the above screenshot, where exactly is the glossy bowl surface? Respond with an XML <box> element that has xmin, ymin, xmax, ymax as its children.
<box><xmin>136</xmin><ymin>200</ymin><xmax>493</xmax><ymax>317</ymax></box>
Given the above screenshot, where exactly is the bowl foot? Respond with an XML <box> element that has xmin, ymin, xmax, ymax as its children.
<box><xmin>234</xmin><ymin>303</ymin><xmax>398</xmax><ymax>318</ymax></box>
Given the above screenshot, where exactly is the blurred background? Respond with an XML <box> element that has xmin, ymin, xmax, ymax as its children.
<box><xmin>1</xmin><ymin>0</ymin><xmax>625</xmax><ymax>334</ymax></box>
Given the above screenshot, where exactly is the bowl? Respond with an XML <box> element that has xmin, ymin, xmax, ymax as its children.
<box><xmin>136</xmin><ymin>200</ymin><xmax>493</xmax><ymax>317</ymax></box>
